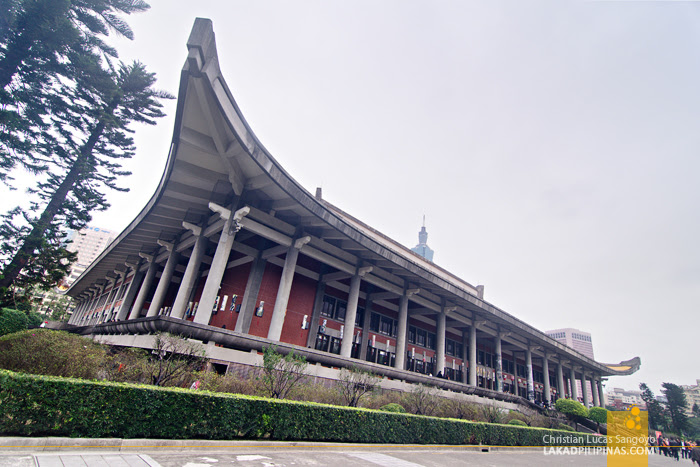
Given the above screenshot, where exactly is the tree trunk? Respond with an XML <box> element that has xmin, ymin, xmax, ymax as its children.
<box><xmin>0</xmin><ymin>97</ymin><xmax>118</xmax><ymax>292</ymax></box>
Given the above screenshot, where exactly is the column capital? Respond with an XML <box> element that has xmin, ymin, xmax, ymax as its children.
<box><xmin>406</xmin><ymin>287</ymin><xmax>421</xmax><ymax>297</ymax></box>
<box><xmin>443</xmin><ymin>305</ymin><xmax>458</xmax><ymax>313</ymax></box>
<box><xmin>472</xmin><ymin>318</ymin><xmax>487</xmax><ymax>329</ymax></box>
<box><xmin>357</xmin><ymin>265</ymin><xmax>373</xmax><ymax>277</ymax></box>
<box><xmin>209</xmin><ymin>201</ymin><xmax>231</xmax><ymax>220</ymax></box>
<box><xmin>157</xmin><ymin>239</ymin><xmax>174</xmax><ymax>251</ymax></box>
<box><xmin>293</xmin><ymin>235</ymin><xmax>312</xmax><ymax>249</ymax></box>
<box><xmin>231</xmin><ymin>206</ymin><xmax>251</xmax><ymax>233</ymax></box>
<box><xmin>139</xmin><ymin>252</ymin><xmax>154</xmax><ymax>262</ymax></box>
<box><xmin>182</xmin><ymin>221</ymin><xmax>202</xmax><ymax>237</ymax></box>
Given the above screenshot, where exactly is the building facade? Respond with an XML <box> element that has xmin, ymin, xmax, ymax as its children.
<box><xmin>606</xmin><ymin>387</ymin><xmax>646</xmax><ymax>411</ymax></box>
<box><xmin>546</xmin><ymin>328</ymin><xmax>596</xmax><ymax>406</ymax></box>
<box><xmin>682</xmin><ymin>380</ymin><xmax>700</xmax><ymax>415</ymax></box>
<box><xmin>65</xmin><ymin>19</ymin><xmax>639</xmax><ymax>410</ymax></box>
<box><xmin>65</xmin><ymin>227</ymin><xmax>117</xmax><ymax>287</ymax></box>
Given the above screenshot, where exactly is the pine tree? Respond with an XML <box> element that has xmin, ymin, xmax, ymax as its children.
<box><xmin>662</xmin><ymin>382</ymin><xmax>689</xmax><ymax>435</ymax></box>
<box><xmin>0</xmin><ymin>0</ymin><xmax>170</xmax><ymax>306</ymax></box>
<box><xmin>639</xmin><ymin>382</ymin><xmax>667</xmax><ymax>431</ymax></box>
<box><xmin>0</xmin><ymin>61</ymin><xmax>171</xmax><ymax>305</ymax></box>
<box><xmin>0</xmin><ymin>0</ymin><xmax>149</xmax><ymax>183</ymax></box>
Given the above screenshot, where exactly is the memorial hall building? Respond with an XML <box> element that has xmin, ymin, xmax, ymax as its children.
<box><xmin>65</xmin><ymin>18</ymin><xmax>639</xmax><ymax>410</ymax></box>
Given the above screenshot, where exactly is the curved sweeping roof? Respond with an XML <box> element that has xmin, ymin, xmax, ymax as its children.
<box><xmin>67</xmin><ymin>18</ymin><xmax>639</xmax><ymax>379</ymax></box>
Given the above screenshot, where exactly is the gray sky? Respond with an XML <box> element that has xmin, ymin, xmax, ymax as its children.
<box><xmin>4</xmin><ymin>1</ymin><xmax>699</xmax><ymax>396</ymax></box>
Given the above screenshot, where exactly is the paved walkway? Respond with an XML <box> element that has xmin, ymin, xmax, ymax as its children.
<box><xmin>0</xmin><ymin>438</ymin><xmax>692</xmax><ymax>467</ymax></box>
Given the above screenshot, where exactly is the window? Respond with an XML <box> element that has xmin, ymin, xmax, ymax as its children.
<box><xmin>320</xmin><ymin>294</ymin><xmax>349</xmax><ymax>322</ymax></box>
<box><xmin>321</xmin><ymin>296</ymin><xmax>335</xmax><ymax>318</ymax></box>
<box><xmin>426</xmin><ymin>332</ymin><xmax>436</xmax><ymax>351</ymax></box>
<box><xmin>416</xmin><ymin>328</ymin><xmax>426</xmax><ymax>347</ymax></box>
<box><xmin>408</xmin><ymin>326</ymin><xmax>416</xmax><ymax>344</ymax></box>
<box><xmin>335</xmin><ymin>300</ymin><xmax>347</xmax><ymax>321</ymax></box>
<box><xmin>370</xmin><ymin>313</ymin><xmax>380</xmax><ymax>332</ymax></box>
<box><xmin>354</xmin><ymin>307</ymin><xmax>364</xmax><ymax>328</ymax></box>
<box><xmin>380</xmin><ymin>315</ymin><xmax>395</xmax><ymax>336</ymax></box>
<box><xmin>446</xmin><ymin>340</ymin><xmax>454</xmax><ymax>356</ymax></box>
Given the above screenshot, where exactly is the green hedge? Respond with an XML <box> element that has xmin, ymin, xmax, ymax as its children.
<box><xmin>0</xmin><ymin>308</ymin><xmax>27</xmax><ymax>336</ymax></box>
<box><xmin>0</xmin><ymin>370</ymin><xmax>605</xmax><ymax>446</ymax></box>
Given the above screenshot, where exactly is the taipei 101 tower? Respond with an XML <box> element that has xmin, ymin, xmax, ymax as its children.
<box><xmin>411</xmin><ymin>216</ymin><xmax>434</xmax><ymax>262</ymax></box>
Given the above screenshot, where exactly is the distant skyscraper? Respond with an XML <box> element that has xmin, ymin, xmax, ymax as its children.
<box><xmin>546</xmin><ymin>328</ymin><xmax>594</xmax><ymax>359</ymax></box>
<box><xmin>64</xmin><ymin>226</ymin><xmax>117</xmax><ymax>286</ymax></box>
<box><xmin>546</xmin><ymin>328</ymin><xmax>595</xmax><ymax>406</ymax></box>
<box><xmin>411</xmin><ymin>216</ymin><xmax>434</xmax><ymax>261</ymax></box>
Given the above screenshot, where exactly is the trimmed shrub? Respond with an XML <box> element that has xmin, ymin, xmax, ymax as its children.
<box><xmin>557</xmin><ymin>423</ymin><xmax>575</xmax><ymax>432</ymax></box>
<box><xmin>587</xmin><ymin>407</ymin><xmax>607</xmax><ymax>424</ymax></box>
<box><xmin>0</xmin><ymin>369</ymin><xmax>606</xmax><ymax>446</ymax></box>
<box><xmin>508</xmin><ymin>419</ymin><xmax>528</xmax><ymax>427</ymax></box>
<box><xmin>555</xmin><ymin>398</ymin><xmax>589</xmax><ymax>419</ymax></box>
<box><xmin>26</xmin><ymin>312</ymin><xmax>44</xmax><ymax>329</ymax></box>
<box><xmin>0</xmin><ymin>308</ymin><xmax>27</xmax><ymax>336</ymax></box>
<box><xmin>0</xmin><ymin>329</ymin><xmax>109</xmax><ymax>379</ymax></box>
<box><xmin>380</xmin><ymin>403</ymin><xmax>406</xmax><ymax>413</ymax></box>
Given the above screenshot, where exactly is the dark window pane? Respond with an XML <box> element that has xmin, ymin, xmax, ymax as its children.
<box><xmin>380</xmin><ymin>316</ymin><xmax>393</xmax><ymax>335</ymax></box>
<box><xmin>427</xmin><ymin>333</ymin><xmax>436</xmax><ymax>350</ymax></box>
<box><xmin>408</xmin><ymin>326</ymin><xmax>416</xmax><ymax>344</ymax></box>
<box><xmin>335</xmin><ymin>300</ymin><xmax>347</xmax><ymax>321</ymax></box>
<box><xmin>417</xmin><ymin>329</ymin><xmax>426</xmax><ymax>347</ymax></box>
<box><xmin>355</xmin><ymin>307</ymin><xmax>364</xmax><ymax>327</ymax></box>
<box><xmin>321</xmin><ymin>296</ymin><xmax>335</xmax><ymax>317</ymax></box>
<box><xmin>370</xmin><ymin>313</ymin><xmax>380</xmax><ymax>332</ymax></box>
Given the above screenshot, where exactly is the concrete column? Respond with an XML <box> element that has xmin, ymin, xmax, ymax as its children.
<box><xmin>394</xmin><ymin>293</ymin><xmax>409</xmax><ymax>370</ymax></box>
<box><xmin>171</xmin><ymin>224</ymin><xmax>207</xmax><ymax>319</ymax></box>
<box><xmin>130</xmin><ymin>254</ymin><xmax>157</xmax><ymax>319</ymax></box>
<box><xmin>116</xmin><ymin>262</ymin><xmax>144</xmax><ymax>321</ymax></box>
<box><xmin>90</xmin><ymin>287</ymin><xmax>106</xmax><ymax>325</ymax></box>
<box><xmin>359</xmin><ymin>294</ymin><xmax>374</xmax><ymax>360</ymax></box>
<box><xmin>195</xmin><ymin>205</ymin><xmax>250</xmax><ymax>325</ymax></box>
<box><xmin>494</xmin><ymin>333</ymin><xmax>503</xmax><ymax>392</ymax></box>
<box><xmin>557</xmin><ymin>359</ymin><xmax>566</xmax><ymax>399</ymax></box>
<box><xmin>570</xmin><ymin>366</ymin><xmax>578</xmax><ymax>401</ymax></box>
<box><xmin>78</xmin><ymin>292</ymin><xmax>94</xmax><ymax>324</ymax></box>
<box><xmin>96</xmin><ymin>279</ymin><xmax>117</xmax><ymax>324</ymax></box>
<box><xmin>304</xmin><ymin>277</ymin><xmax>326</xmax><ymax>346</ymax></box>
<box><xmin>236</xmin><ymin>253</ymin><xmax>267</xmax><ymax>333</ymax></box>
<box><xmin>147</xmin><ymin>242</ymin><xmax>179</xmax><ymax>318</ymax></box>
<box><xmin>581</xmin><ymin>372</ymin><xmax>589</xmax><ymax>407</ymax></box>
<box><xmin>340</xmin><ymin>267</ymin><xmax>371</xmax><ymax>358</ymax></box>
<box><xmin>68</xmin><ymin>300</ymin><xmax>83</xmax><ymax>324</ymax></box>
<box><xmin>461</xmin><ymin>330</ymin><xmax>468</xmax><ymax>384</ymax></box>
<box><xmin>543</xmin><ymin>352</ymin><xmax>551</xmax><ymax>404</ymax></box>
<box><xmin>110</xmin><ymin>269</ymin><xmax>129</xmax><ymax>321</ymax></box>
<box><xmin>526</xmin><ymin>347</ymin><xmax>534</xmax><ymax>402</ymax></box>
<box><xmin>598</xmin><ymin>380</ymin><xmax>605</xmax><ymax>407</ymax></box>
<box><xmin>435</xmin><ymin>310</ymin><xmax>447</xmax><ymax>376</ymax></box>
<box><xmin>267</xmin><ymin>236</ymin><xmax>311</xmax><ymax>341</ymax></box>
<box><xmin>86</xmin><ymin>287</ymin><xmax>102</xmax><ymax>323</ymax></box>
<box><xmin>70</xmin><ymin>299</ymin><xmax>86</xmax><ymax>324</ymax></box>
<box><xmin>592</xmin><ymin>376</ymin><xmax>600</xmax><ymax>407</ymax></box>
<box><xmin>469</xmin><ymin>321</ymin><xmax>477</xmax><ymax>386</ymax></box>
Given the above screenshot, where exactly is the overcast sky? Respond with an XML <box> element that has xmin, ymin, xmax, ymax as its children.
<box><xmin>4</xmin><ymin>1</ymin><xmax>699</xmax><ymax>396</ymax></box>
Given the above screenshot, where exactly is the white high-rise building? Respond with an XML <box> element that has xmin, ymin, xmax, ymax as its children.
<box><xmin>546</xmin><ymin>328</ymin><xmax>595</xmax><ymax>405</ymax></box>
<box><xmin>546</xmin><ymin>328</ymin><xmax>594</xmax><ymax>359</ymax></box>
<box><xmin>64</xmin><ymin>226</ymin><xmax>117</xmax><ymax>286</ymax></box>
